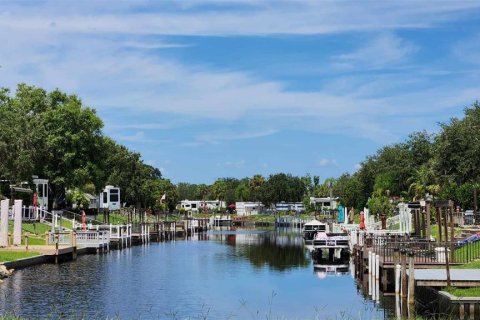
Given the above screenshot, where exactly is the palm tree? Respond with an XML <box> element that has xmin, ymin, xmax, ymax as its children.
<box><xmin>211</xmin><ymin>180</ymin><xmax>226</xmax><ymax>212</ymax></box>
<box><xmin>197</xmin><ymin>184</ymin><xmax>210</xmax><ymax>213</ymax></box>
<box><xmin>408</xmin><ymin>164</ymin><xmax>434</xmax><ymax>200</ymax></box>
<box><xmin>249</xmin><ymin>175</ymin><xmax>265</xmax><ymax>202</ymax></box>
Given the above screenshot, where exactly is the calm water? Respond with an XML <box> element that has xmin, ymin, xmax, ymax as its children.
<box><xmin>0</xmin><ymin>228</ymin><xmax>393</xmax><ymax>319</ymax></box>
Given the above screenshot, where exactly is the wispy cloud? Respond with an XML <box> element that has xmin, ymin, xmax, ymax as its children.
<box><xmin>195</xmin><ymin>129</ymin><xmax>278</xmax><ymax>144</ymax></box>
<box><xmin>1</xmin><ymin>1</ymin><xmax>478</xmax><ymax>36</ymax></box>
<box><xmin>334</xmin><ymin>33</ymin><xmax>418</xmax><ymax>70</ymax></box>
<box><xmin>219</xmin><ymin>160</ymin><xmax>247</xmax><ymax>169</ymax></box>
<box><xmin>318</xmin><ymin>158</ymin><xmax>338</xmax><ymax>168</ymax></box>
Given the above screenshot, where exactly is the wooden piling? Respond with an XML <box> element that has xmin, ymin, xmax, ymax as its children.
<box><xmin>408</xmin><ymin>251</ymin><xmax>415</xmax><ymax>305</ymax></box>
<box><xmin>401</xmin><ymin>248</ymin><xmax>407</xmax><ymax>298</ymax></box>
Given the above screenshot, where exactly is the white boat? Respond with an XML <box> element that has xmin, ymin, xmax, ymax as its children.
<box><xmin>311</xmin><ymin>225</ymin><xmax>350</xmax><ymax>261</ymax></box>
<box><xmin>302</xmin><ymin>219</ymin><xmax>327</xmax><ymax>242</ymax></box>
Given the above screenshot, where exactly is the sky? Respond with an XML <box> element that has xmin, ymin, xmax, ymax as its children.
<box><xmin>1</xmin><ymin>1</ymin><xmax>479</xmax><ymax>184</ymax></box>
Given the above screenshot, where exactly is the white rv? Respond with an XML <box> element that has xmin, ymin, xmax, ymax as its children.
<box><xmin>99</xmin><ymin>185</ymin><xmax>121</xmax><ymax>211</ymax></box>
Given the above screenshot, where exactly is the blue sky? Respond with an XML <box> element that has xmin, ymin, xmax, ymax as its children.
<box><xmin>1</xmin><ymin>1</ymin><xmax>479</xmax><ymax>184</ymax></box>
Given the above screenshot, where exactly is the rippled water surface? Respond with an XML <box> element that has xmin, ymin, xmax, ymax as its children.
<box><xmin>0</xmin><ymin>228</ymin><xmax>392</xmax><ymax>319</ymax></box>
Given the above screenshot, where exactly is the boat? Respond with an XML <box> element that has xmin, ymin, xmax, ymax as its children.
<box><xmin>302</xmin><ymin>219</ymin><xmax>326</xmax><ymax>242</ymax></box>
<box><xmin>311</xmin><ymin>223</ymin><xmax>350</xmax><ymax>260</ymax></box>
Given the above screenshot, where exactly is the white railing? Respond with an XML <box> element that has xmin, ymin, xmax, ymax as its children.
<box><xmin>38</xmin><ymin>208</ymin><xmax>74</xmax><ymax>231</ymax></box>
<box><xmin>108</xmin><ymin>224</ymin><xmax>131</xmax><ymax>240</ymax></box>
<box><xmin>48</xmin><ymin>232</ymin><xmax>74</xmax><ymax>245</ymax></box>
<box><xmin>76</xmin><ymin>230</ymin><xmax>110</xmax><ymax>248</ymax></box>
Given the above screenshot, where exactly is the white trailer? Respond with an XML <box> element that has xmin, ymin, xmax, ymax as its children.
<box><xmin>99</xmin><ymin>185</ymin><xmax>121</xmax><ymax>211</ymax></box>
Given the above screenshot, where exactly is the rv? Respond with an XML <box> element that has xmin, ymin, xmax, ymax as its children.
<box><xmin>99</xmin><ymin>185</ymin><xmax>121</xmax><ymax>211</ymax></box>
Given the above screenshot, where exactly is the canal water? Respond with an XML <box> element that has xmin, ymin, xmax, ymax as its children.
<box><xmin>0</xmin><ymin>228</ymin><xmax>394</xmax><ymax>319</ymax></box>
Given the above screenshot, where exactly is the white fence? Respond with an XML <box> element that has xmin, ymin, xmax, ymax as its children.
<box><xmin>76</xmin><ymin>230</ymin><xmax>110</xmax><ymax>248</ymax></box>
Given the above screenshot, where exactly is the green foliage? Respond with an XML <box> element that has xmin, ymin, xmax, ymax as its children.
<box><xmin>235</xmin><ymin>182</ymin><xmax>250</xmax><ymax>201</ymax></box>
<box><xmin>66</xmin><ymin>188</ymin><xmax>90</xmax><ymax>209</ymax></box>
<box><xmin>258</xmin><ymin>173</ymin><xmax>306</xmax><ymax>206</ymax></box>
<box><xmin>367</xmin><ymin>194</ymin><xmax>392</xmax><ymax>217</ymax></box>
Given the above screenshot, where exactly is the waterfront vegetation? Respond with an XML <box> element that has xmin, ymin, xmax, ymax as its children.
<box><xmin>1</xmin><ymin>84</ymin><xmax>480</xmax><ymax>221</ymax></box>
<box><xmin>0</xmin><ymin>251</ymin><xmax>41</xmax><ymax>263</ymax></box>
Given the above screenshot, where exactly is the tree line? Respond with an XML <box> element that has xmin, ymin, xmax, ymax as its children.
<box><xmin>0</xmin><ymin>84</ymin><xmax>177</xmax><ymax>211</ymax></box>
<box><xmin>1</xmin><ymin>84</ymin><xmax>478</xmax><ymax>215</ymax></box>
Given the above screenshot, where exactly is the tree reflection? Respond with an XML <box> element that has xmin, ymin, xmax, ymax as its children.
<box><xmin>237</xmin><ymin>235</ymin><xmax>310</xmax><ymax>271</ymax></box>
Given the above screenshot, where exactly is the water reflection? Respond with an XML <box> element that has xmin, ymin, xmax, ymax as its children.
<box><xmin>209</xmin><ymin>227</ymin><xmax>310</xmax><ymax>271</ymax></box>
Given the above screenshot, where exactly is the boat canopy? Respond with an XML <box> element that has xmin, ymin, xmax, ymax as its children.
<box><xmin>304</xmin><ymin>219</ymin><xmax>325</xmax><ymax>226</ymax></box>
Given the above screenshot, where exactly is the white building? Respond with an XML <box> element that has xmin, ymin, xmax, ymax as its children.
<box><xmin>309</xmin><ymin>197</ymin><xmax>339</xmax><ymax>210</ymax></box>
<box><xmin>99</xmin><ymin>185</ymin><xmax>121</xmax><ymax>211</ymax></box>
<box><xmin>236</xmin><ymin>202</ymin><xmax>265</xmax><ymax>216</ymax></box>
<box><xmin>178</xmin><ymin>200</ymin><xmax>225</xmax><ymax>212</ymax></box>
<box><xmin>275</xmin><ymin>202</ymin><xmax>305</xmax><ymax>213</ymax></box>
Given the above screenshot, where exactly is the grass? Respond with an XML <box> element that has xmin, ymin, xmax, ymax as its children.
<box><xmin>22</xmin><ymin>222</ymin><xmax>51</xmax><ymax>235</ymax></box>
<box><xmin>453</xmin><ymin>259</ymin><xmax>480</xmax><ymax>269</ymax></box>
<box><xmin>0</xmin><ymin>250</ymin><xmax>41</xmax><ymax>263</ymax></box>
<box><xmin>430</xmin><ymin>225</ymin><xmax>463</xmax><ymax>240</ymax></box>
<box><xmin>444</xmin><ymin>286</ymin><xmax>480</xmax><ymax>297</ymax></box>
<box><xmin>454</xmin><ymin>241</ymin><xmax>480</xmax><ymax>262</ymax></box>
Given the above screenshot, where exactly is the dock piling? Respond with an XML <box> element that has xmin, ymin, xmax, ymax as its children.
<box><xmin>407</xmin><ymin>251</ymin><xmax>415</xmax><ymax>305</ymax></box>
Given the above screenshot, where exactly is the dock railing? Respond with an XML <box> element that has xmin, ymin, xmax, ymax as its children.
<box><xmin>47</xmin><ymin>231</ymin><xmax>74</xmax><ymax>246</ymax></box>
<box><xmin>76</xmin><ymin>230</ymin><xmax>110</xmax><ymax>248</ymax></box>
<box><xmin>370</xmin><ymin>236</ymin><xmax>480</xmax><ymax>265</ymax></box>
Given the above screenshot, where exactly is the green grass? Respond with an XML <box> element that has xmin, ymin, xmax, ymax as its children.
<box><xmin>454</xmin><ymin>242</ymin><xmax>480</xmax><ymax>263</ymax></box>
<box><xmin>0</xmin><ymin>250</ymin><xmax>41</xmax><ymax>263</ymax></box>
<box><xmin>22</xmin><ymin>222</ymin><xmax>51</xmax><ymax>235</ymax></box>
<box><xmin>444</xmin><ymin>286</ymin><xmax>480</xmax><ymax>297</ymax></box>
<box><xmin>454</xmin><ymin>259</ymin><xmax>480</xmax><ymax>269</ymax></box>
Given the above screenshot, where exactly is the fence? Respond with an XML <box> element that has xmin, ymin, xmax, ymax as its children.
<box><xmin>47</xmin><ymin>232</ymin><xmax>74</xmax><ymax>245</ymax></box>
<box><xmin>76</xmin><ymin>230</ymin><xmax>110</xmax><ymax>248</ymax></box>
<box><xmin>371</xmin><ymin>237</ymin><xmax>480</xmax><ymax>265</ymax></box>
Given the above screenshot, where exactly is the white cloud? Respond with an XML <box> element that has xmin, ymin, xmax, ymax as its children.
<box><xmin>454</xmin><ymin>33</ymin><xmax>480</xmax><ymax>65</ymax></box>
<box><xmin>335</xmin><ymin>33</ymin><xmax>418</xmax><ymax>69</ymax></box>
<box><xmin>318</xmin><ymin>158</ymin><xmax>338</xmax><ymax>167</ymax></box>
<box><xmin>1</xmin><ymin>1</ymin><xmax>478</xmax><ymax>36</ymax></box>
<box><xmin>0</xmin><ymin>0</ymin><xmax>478</xmax><ymax>148</ymax></box>
<box><xmin>223</xmin><ymin>160</ymin><xmax>247</xmax><ymax>169</ymax></box>
<box><xmin>195</xmin><ymin>129</ymin><xmax>277</xmax><ymax>144</ymax></box>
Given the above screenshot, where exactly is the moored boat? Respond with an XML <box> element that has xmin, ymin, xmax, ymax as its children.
<box><xmin>302</xmin><ymin>219</ymin><xmax>326</xmax><ymax>242</ymax></box>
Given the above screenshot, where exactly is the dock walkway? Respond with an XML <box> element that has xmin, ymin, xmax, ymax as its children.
<box><xmin>411</xmin><ymin>269</ymin><xmax>480</xmax><ymax>287</ymax></box>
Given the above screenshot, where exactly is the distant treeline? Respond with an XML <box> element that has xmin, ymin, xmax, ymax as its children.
<box><xmin>1</xmin><ymin>84</ymin><xmax>479</xmax><ymax>214</ymax></box>
<box><xmin>178</xmin><ymin>101</ymin><xmax>480</xmax><ymax>215</ymax></box>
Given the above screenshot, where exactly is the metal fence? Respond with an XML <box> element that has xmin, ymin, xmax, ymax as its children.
<box><xmin>371</xmin><ymin>238</ymin><xmax>480</xmax><ymax>265</ymax></box>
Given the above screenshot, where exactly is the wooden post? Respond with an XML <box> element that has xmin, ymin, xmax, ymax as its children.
<box><xmin>426</xmin><ymin>202</ymin><xmax>431</xmax><ymax>240</ymax></box>
<box><xmin>449</xmin><ymin>201</ymin><xmax>454</xmax><ymax>243</ymax></box>
<box><xmin>437</xmin><ymin>207</ymin><xmax>443</xmax><ymax>242</ymax></box>
<box><xmin>401</xmin><ymin>248</ymin><xmax>407</xmax><ymax>298</ymax></box>
<box><xmin>421</xmin><ymin>208</ymin><xmax>426</xmax><ymax>238</ymax></box>
<box><xmin>407</xmin><ymin>251</ymin><xmax>415</xmax><ymax>304</ymax></box>
<box><xmin>443</xmin><ymin>206</ymin><xmax>451</xmax><ymax>288</ymax></box>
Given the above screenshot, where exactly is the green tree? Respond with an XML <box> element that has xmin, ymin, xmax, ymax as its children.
<box><xmin>249</xmin><ymin>174</ymin><xmax>265</xmax><ymax>201</ymax></box>
<box><xmin>235</xmin><ymin>182</ymin><xmax>250</xmax><ymax>201</ymax></box>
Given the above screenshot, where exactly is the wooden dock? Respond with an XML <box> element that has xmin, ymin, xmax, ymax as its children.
<box><xmin>410</xmin><ymin>269</ymin><xmax>480</xmax><ymax>287</ymax></box>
